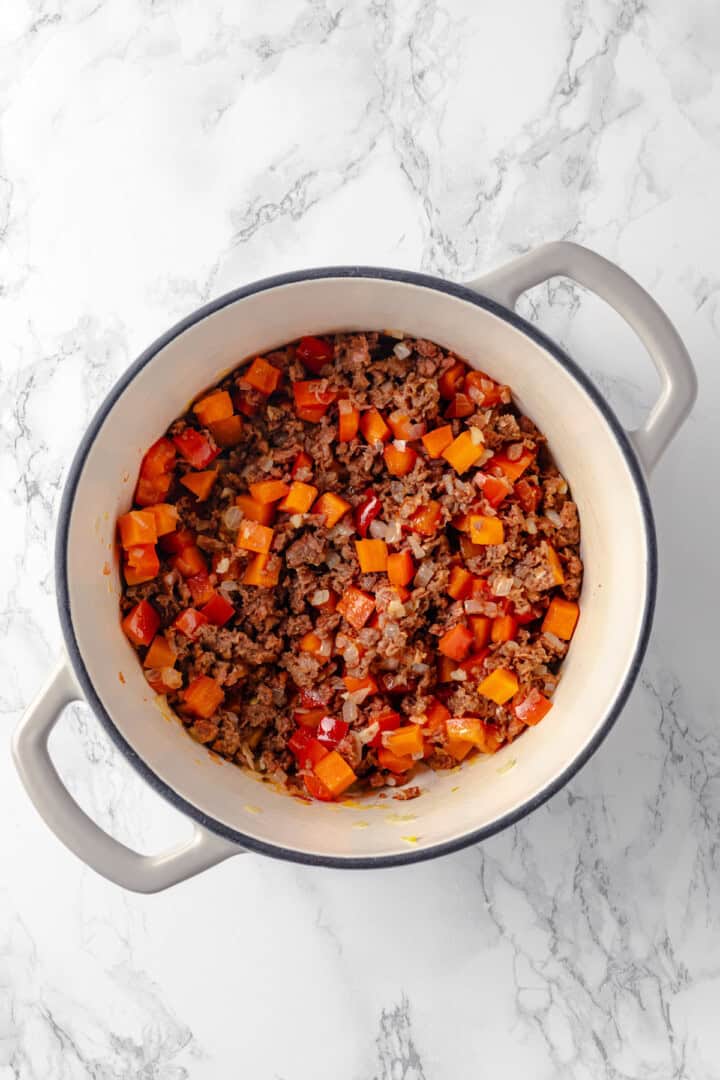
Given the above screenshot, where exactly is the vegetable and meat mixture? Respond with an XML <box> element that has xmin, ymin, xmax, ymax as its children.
<box><xmin>119</xmin><ymin>332</ymin><xmax>582</xmax><ymax>802</ymax></box>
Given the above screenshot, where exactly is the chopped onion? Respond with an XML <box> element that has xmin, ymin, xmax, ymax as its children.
<box><xmin>411</xmin><ymin>662</ymin><xmax>430</xmax><ymax>673</ymax></box>
<box><xmin>478</xmin><ymin>448</ymin><xmax>494</xmax><ymax>466</ymax></box>
<box><xmin>326</xmin><ymin>550</ymin><xmax>341</xmax><ymax>569</ymax></box>
<box><xmin>384</xmin><ymin>621</ymin><xmax>401</xmax><ymax>639</ymax></box>
<box><xmin>161</xmin><ymin>668</ymin><xmax>183</xmax><ymax>689</ymax></box>
<box><xmin>506</xmin><ymin>442</ymin><xmax>523</xmax><ymax>461</ymax></box>
<box><xmin>289</xmin><ymin>513</ymin><xmax>304</xmax><ymax>527</ymax></box>
<box><xmin>546</xmin><ymin>509</ymin><xmax>562</xmax><ymax>527</ymax></box>
<box><xmin>216</xmin><ymin>556</ymin><xmax>230</xmax><ymax>574</ymax></box>
<box><xmin>469</xmin><ymin>426</ymin><xmax>484</xmax><ymax>446</ymax></box>
<box><xmin>387</xmin><ymin>599</ymin><xmax>406</xmax><ymax>618</ymax></box>
<box><xmin>414</xmin><ymin>560</ymin><xmax>434</xmax><ymax>587</ymax></box>
<box><xmin>345</xmin><ymin>687</ymin><xmax>372</xmax><ymax>706</ymax></box>
<box><xmin>379</xmin><ymin>656</ymin><xmax>399</xmax><ymax>670</ymax></box>
<box><xmin>343</xmin><ymin>643</ymin><xmax>360</xmax><ymax>666</ymax></box>
<box><xmin>492</xmin><ymin>576</ymin><xmax>513</xmax><ymax>597</ymax></box>
<box><xmin>223</xmin><ymin>506</ymin><xmax>243</xmax><ymax>530</ymax></box>
<box><xmin>393</xmin><ymin>439</ymin><xmax>407</xmax><ymax>452</ymax></box>
<box><xmin>369</xmin><ymin>519</ymin><xmax>388</xmax><ymax>539</ymax></box>
<box><xmin>358</xmin><ymin>722</ymin><xmax>380</xmax><ymax>745</ymax></box>
<box><xmin>525</xmin><ymin>517</ymin><xmax>537</xmax><ymax>535</ymax></box>
<box><xmin>219</xmin><ymin>579</ymin><xmax>240</xmax><ymax>594</ymax></box>
<box><xmin>384</xmin><ymin>520</ymin><xmax>402</xmax><ymax>543</ymax></box>
<box><xmin>467</xmin><ymin>385</ymin><xmax>485</xmax><ymax>404</ymax></box>
<box><xmin>408</xmin><ymin>534</ymin><xmax>426</xmax><ymax>559</ymax></box>
<box><xmin>316</xmin><ymin>637</ymin><xmax>333</xmax><ymax>659</ymax></box>
<box><xmin>450</xmin><ymin>669</ymin><xmax>467</xmax><ymax>682</ymax></box>
<box><xmin>310</xmin><ymin>589</ymin><xmax>330</xmax><ymax>607</ymax></box>
<box><xmin>558</xmin><ymin>479</ymin><xmax>568</xmax><ymax>494</ymax></box>
<box><xmin>342</xmin><ymin>698</ymin><xmax>358</xmax><ymax>724</ymax></box>
<box><xmin>543</xmin><ymin>631</ymin><xmax>565</xmax><ymax>649</ymax></box>
<box><xmin>393</xmin><ymin>342</ymin><xmax>411</xmax><ymax>359</ymax></box>
<box><xmin>384</xmin><ymin>328</ymin><xmax>405</xmax><ymax>339</ymax></box>
<box><xmin>464</xmin><ymin>598</ymin><xmax>485</xmax><ymax>614</ymax></box>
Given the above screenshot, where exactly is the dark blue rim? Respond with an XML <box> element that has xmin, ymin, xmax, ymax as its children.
<box><xmin>56</xmin><ymin>266</ymin><xmax>657</xmax><ymax>869</ymax></box>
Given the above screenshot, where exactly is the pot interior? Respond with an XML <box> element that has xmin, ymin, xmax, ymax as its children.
<box><xmin>62</xmin><ymin>272</ymin><xmax>652</xmax><ymax>862</ymax></box>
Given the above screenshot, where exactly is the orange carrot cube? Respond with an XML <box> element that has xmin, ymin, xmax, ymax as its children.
<box><xmin>143</xmin><ymin>634</ymin><xmax>176</xmax><ymax>669</ymax></box>
<box><xmin>145</xmin><ymin>503</ymin><xmax>179</xmax><ymax>536</ymax></box>
<box><xmin>447</xmin><ymin>565</ymin><xmax>473</xmax><ymax>600</ymax></box>
<box><xmin>355</xmin><ymin>538</ymin><xmax>388</xmax><ymax>573</ymax></box>
<box><xmin>513</xmin><ymin>687</ymin><xmax>553</xmax><ymax>726</ymax></box>
<box><xmin>337</xmin><ymin>586</ymin><xmax>375</xmax><ymax>629</ymax></box>
<box><xmin>387</xmin><ymin>550</ymin><xmax>415</xmax><ymax>587</ymax></box>
<box><xmin>249</xmin><ymin>479</ymin><xmax>290</xmax><ymax>504</ymax></box>
<box><xmin>383</xmin><ymin>442</ymin><xmax>418</xmax><ymax>477</ymax></box>
<box><xmin>237</xmin><ymin>519</ymin><xmax>274</xmax><ymax>554</ymax></box>
<box><xmin>338</xmin><ymin>400</ymin><xmax>360</xmax><ymax>442</ymax></box>
<box><xmin>384</xmin><ymin>724</ymin><xmax>423</xmax><ymax>757</ymax></box>
<box><xmin>313</xmin><ymin>750</ymin><xmax>357</xmax><ymax>797</ymax></box>
<box><xmin>478</xmin><ymin>667</ymin><xmax>519</xmax><ymax>705</ymax></box>
<box><xmin>241</xmin><ymin>552</ymin><xmax>281</xmax><ymax>587</ymax></box>
<box><xmin>442</xmin><ymin>429</ymin><xmax>485</xmax><ymax>473</ymax></box>
<box><xmin>243</xmin><ymin>357</ymin><xmax>281</xmax><ymax>395</ymax></box>
<box><xmin>377</xmin><ymin>746</ymin><xmax>415</xmax><ymax>774</ymax></box>
<box><xmin>446</xmin><ymin>716</ymin><xmax>503</xmax><ymax>753</ymax></box>
<box><xmin>489</xmin><ymin>447</ymin><xmax>535</xmax><ymax>482</ymax></box>
<box><xmin>210</xmin><ymin>414</ymin><xmax>244</xmax><ymax>448</ymax></box>
<box><xmin>438</xmin><ymin>624</ymin><xmax>474</xmax><ymax>661</ymax></box>
<box><xmin>236</xmin><ymin>494</ymin><xmax>276</xmax><ymax>525</ymax></box>
<box><xmin>491</xmin><ymin>615</ymin><xmax>517</xmax><ymax>643</ymax></box>
<box><xmin>409</xmin><ymin>501</ymin><xmax>443</xmax><ymax>536</ymax></box>
<box><xmin>544</xmin><ymin>542</ymin><xmax>566</xmax><ymax>585</ymax></box>
<box><xmin>183</xmin><ymin>675</ymin><xmax>224</xmax><ymax>719</ymax></box>
<box><xmin>313</xmin><ymin>492</ymin><xmax>351</xmax><ymax>529</ymax></box>
<box><xmin>359</xmin><ymin>407</ymin><xmax>391</xmax><ymax>445</ymax></box>
<box><xmin>470</xmin><ymin>615</ymin><xmax>492</xmax><ymax>650</ymax></box>
<box><xmin>278</xmin><ymin>481</ymin><xmax>319</xmax><ymax>514</ymax></box>
<box><xmin>469</xmin><ymin>515</ymin><xmax>505</xmax><ymax>545</ymax></box>
<box><xmin>193</xmin><ymin>390</ymin><xmax>234</xmax><ymax>426</ymax></box>
<box><xmin>180</xmin><ymin>469</ymin><xmax>218</xmax><ymax>501</ymax></box>
<box><xmin>542</xmin><ymin>597</ymin><xmax>579</xmax><ymax>640</ymax></box>
<box><xmin>422</xmin><ymin>424</ymin><xmax>454</xmax><ymax>459</ymax></box>
<box><xmin>117</xmin><ymin>510</ymin><xmax>157</xmax><ymax>548</ymax></box>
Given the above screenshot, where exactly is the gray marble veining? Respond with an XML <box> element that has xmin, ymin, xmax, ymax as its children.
<box><xmin>2</xmin><ymin>1</ymin><xmax>719</xmax><ymax>1077</ymax></box>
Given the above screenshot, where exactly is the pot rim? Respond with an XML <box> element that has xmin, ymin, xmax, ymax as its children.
<box><xmin>55</xmin><ymin>265</ymin><xmax>657</xmax><ymax>868</ymax></box>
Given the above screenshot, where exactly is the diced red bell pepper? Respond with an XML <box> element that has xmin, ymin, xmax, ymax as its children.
<box><xmin>353</xmin><ymin>489</ymin><xmax>382</xmax><ymax>538</ymax></box>
<box><xmin>438</xmin><ymin>623</ymin><xmax>474</xmax><ymax>661</ymax></box>
<box><xmin>303</xmin><ymin>772</ymin><xmax>334</xmax><ymax>801</ymax></box>
<box><xmin>170</xmin><ymin>545</ymin><xmax>207</xmax><ymax>578</ymax></box>
<box><xmin>172</xmin><ymin>428</ymin><xmax>221</xmax><ymax>469</ymax></box>
<box><xmin>233</xmin><ymin>385</ymin><xmax>263</xmax><ymax>417</ymax></box>
<box><xmin>294</xmin><ymin>707</ymin><xmax>328</xmax><ymax>728</ymax></box>
<box><xmin>187</xmin><ymin>572</ymin><xmax>216</xmax><ymax>606</ymax></box>
<box><xmin>423</xmin><ymin>698</ymin><xmax>450</xmax><ymax>736</ymax></box>
<box><xmin>515</xmin><ymin>478</ymin><xmax>542</xmax><ymax>513</ymax></box>
<box><xmin>464</xmin><ymin>370</ymin><xmax>504</xmax><ymax>407</ymax></box>
<box><xmin>476</xmin><ymin>471</ymin><xmax>513</xmax><ymax>508</ymax></box>
<box><xmin>288</xmin><ymin>727</ymin><xmax>329</xmax><ymax>770</ymax></box>
<box><xmin>201</xmin><ymin>592</ymin><xmax>235</xmax><ymax>627</ymax></box>
<box><xmin>513</xmin><ymin>687</ymin><xmax>553</xmax><ymax>726</ymax></box>
<box><xmin>457</xmin><ymin>648</ymin><xmax>491</xmax><ymax>678</ymax></box>
<box><xmin>409</xmin><ymin>501</ymin><xmax>443</xmax><ymax>536</ymax></box>
<box><xmin>369</xmin><ymin>709</ymin><xmax>401</xmax><ymax>748</ymax></box>
<box><xmin>336</xmin><ymin>586</ymin><xmax>375</xmax><ymax>630</ymax></box>
<box><xmin>174</xmin><ymin>607</ymin><xmax>209</xmax><ymax>638</ymax></box>
<box><xmin>121</xmin><ymin>600</ymin><xmax>160</xmax><ymax>647</ymax></box>
<box><xmin>243</xmin><ymin>357</ymin><xmax>282</xmax><ymax>395</ymax></box>
<box><xmin>159</xmin><ymin>527</ymin><xmax>196</xmax><ymax>554</ymax></box>
<box><xmin>296</xmin><ymin>335</ymin><xmax>334</xmax><ymax>374</ymax></box>
<box><xmin>316</xmin><ymin>715</ymin><xmax>349</xmax><ymax>750</ymax></box>
<box><xmin>141</xmin><ymin>437</ymin><xmax>176</xmax><ymax>479</ymax></box>
<box><xmin>298</xmin><ymin>688</ymin><xmax>329</xmax><ymax>710</ymax></box>
<box><xmin>488</xmin><ymin>447</ymin><xmax>535</xmax><ymax>483</ymax></box>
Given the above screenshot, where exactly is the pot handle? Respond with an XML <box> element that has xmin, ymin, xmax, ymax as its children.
<box><xmin>12</xmin><ymin>661</ymin><xmax>242</xmax><ymax>893</ymax></box>
<box><xmin>468</xmin><ymin>241</ymin><xmax>697</xmax><ymax>473</ymax></box>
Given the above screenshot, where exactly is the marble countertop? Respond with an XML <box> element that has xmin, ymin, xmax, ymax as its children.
<box><xmin>2</xmin><ymin>1</ymin><xmax>719</xmax><ymax>1076</ymax></box>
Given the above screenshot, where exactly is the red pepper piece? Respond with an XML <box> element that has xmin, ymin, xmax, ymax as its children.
<box><xmin>159</xmin><ymin>527</ymin><xmax>196</xmax><ymax>554</ymax></box>
<box><xmin>291</xmin><ymin>450</ymin><xmax>313</xmax><ymax>479</ymax></box>
<box><xmin>296</xmin><ymin>336</ymin><xmax>334</xmax><ymax>374</ymax></box>
<box><xmin>288</xmin><ymin>728</ymin><xmax>329</xmax><ymax>770</ymax></box>
<box><xmin>174</xmin><ymin>607</ymin><xmax>209</xmax><ymax>638</ymax></box>
<box><xmin>515</xmin><ymin>478</ymin><xmax>542</xmax><ymax>513</ymax></box>
<box><xmin>353</xmin><ymin>489</ymin><xmax>382</xmax><ymax>537</ymax></box>
<box><xmin>315</xmin><ymin>716</ymin><xmax>349</xmax><ymax>750</ymax></box>
<box><xmin>369</xmin><ymin>709</ymin><xmax>401</xmax><ymax>748</ymax></box>
<box><xmin>172</xmin><ymin>428</ymin><xmax>221</xmax><ymax>469</ymax></box>
<box><xmin>121</xmin><ymin>600</ymin><xmax>160</xmax><ymax>647</ymax></box>
<box><xmin>201</xmin><ymin>592</ymin><xmax>235</xmax><ymax>627</ymax></box>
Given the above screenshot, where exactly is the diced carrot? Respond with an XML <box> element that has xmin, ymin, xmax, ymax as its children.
<box><xmin>291</xmin><ymin>450</ymin><xmax>313</xmax><ymax>479</ymax></box>
<box><xmin>180</xmin><ymin>468</ymin><xmax>218</xmax><ymax>501</ymax></box>
<box><xmin>343</xmin><ymin>674</ymin><xmax>378</xmax><ymax>695</ymax></box>
<box><xmin>359</xmin><ymin>407</ymin><xmax>391</xmax><ymax>445</ymax></box>
<box><xmin>422</xmin><ymin>424</ymin><xmax>454</xmax><ymax>459</ymax></box>
<box><xmin>184</xmin><ymin>675</ymin><xmax>224</xmax><ymax>719</ymax></box>
<box><xmin>249</xmin><ymin>479</ymin><xmax>290</xmax><ymax>504</ymax></box>
<box><xmin>170</xmin><ymin>545</ymin><xmax>207</xmax><ymax>578</ymax></box>
<box><xmin>491</xmin><ymin>615</ymin><xmax>517</xmax><ymax>643</ymax></box>
<box><xmin>459</xmin><ymin>534</ymin><xmax>484</xmax><ymax>561</ymax></box>
<box><xmin>237</xmin><ymin>519</ymin><xmax>274</xmax><ymax>554</ymax></box>
<box><xmin>409</xmin><ymin>501</ymin><xmax>443</xmax><ymax>536</ymax></box>
<box><xmin>447</xmin><ymin>565</ymin><xmax>473</xmax><ymax>600</ymax></box>
<box><xmin>293</xmin><ymin>380</ymin><xmax>338</xmax><ymax>412</ymax></box>
<box><xmin>442</xmin><ymin>429</ymin><xmax>485</xmax><ymax>474</ymax></box>
<box><xmin>134</xmin><ymin>474</ymin><xmax>171</xmax><ymax>507</ymax></box>
<box><xmin>544</xmin><ymin>542</ymin><xmax>565</xmax><ymax>585</ymax></box>
<box><xmin>236</xmin><ymin>494</ymin><xmax>276</xmax><ymax>526</ymax></box>
<box><xmin>446</xmin><ymin>716</ymin><xmax>504</xmax><ymax>753</ymax></box>
<box><xmin>469</xmin><ymin>515</ymin><xmax>505</xmax><ymax>545</ymax></box>
<box><xmin>123</xmin><ymin>544</ymin><xmax>160</xmax><ymax>585</ymax></box>
<box><xmin>392</xmin><ymin>584</ymin><xmax>411</xmax><ymax>602</ymax></box>
<box><xmin>438</xmin><ymin>654</ymin><xmax>458</xmax><ymax>682</ymax></box>
<box><xmin>242</xmin><ymin>553</ymin><xmax>281</xmax><ymax>587</ymax></box>
<box><xmin>514</xmin><ymin>688</ymin><xmax>553</xmax><ymax>726</ymax></box>
<box><xmin>445</xmin><ymin>392</ymin><xmax>474</xmax><ymax>419</ymax></box>
<box><xmin>313</xmin><ymin>750</ymin><xmax>357</xmax><ymax>797</ymax></box>
<box><xmin>423</xmin><ymin>698</ymin><xmax>450</xmax><ymax>735</ymax></box>
<box><xmin>489</xmin><ymin>447</ymin><xmax>535</xmax><ymax>482</ymax></box>
<box><xmin>338</xmin><ymin>400</ymin><xmax>360</xmax><ymax>442</ymax></box>
<box><xmin>388</xmin><ymin>411</ymin><xmax>426</xmax><ymax>441</ymax></box>
<box><xmin>313</xmin><ymin>492</ymin><xmax>351</xmax><ymax>529</ymax></box>
<box><xmin>146</xmin><ymin>503</ymin><xmax>179</xmax><ymax>537</ymax></box>
<box><xmin>469</xmin><ymin>615</ymin><xmax>492</xmax><ymax>650</ymax></box>
<box><xmin>387</xmin><ymin>550</ymin><xmax>415</xmax><ymax>587</ymax></box>
<box><xmin>296</xmin><ymin>404</ymin><xmax>329</xmax><ymax>423</ymax></box>
<box><xmin>464</xmin><ymin>369</ymin><xmax>504</xmax><ymax>407</ymax></box>
<box><xmin>377</xmin><ymin>746</ymin><xmax>415</xmax><ymax>774</ymax></box>
<box><xmin>355</xmin><ymin>538</ymin><xmax>388</xmax><ymax>573</ymax></box>
<box><xmin>121</xmin><ymin>600</ymin><xmax>160</xmax><ymax>647</ymax></box>
<box><xmin>438</xmin><ymin>624</ymin><xmax>474</xmax><ymax>661</ymax></box>
<box><xmin>384</xmin><ymin>724</ymin><xmax>423</xmax><ymax>758</ymax></box>
<box><xmin>140</xmin><ymin>437</ymin><xmax>176</xmax><ymax>479</ymax></box>
<box><xmin>278</xmin><ymin>481</ymin><xmax>318</xmax><ymax>514</ymax></box>
<box><xmin>304</xmin><ymin>773</ymin><xmax>334</xmax><ymax>801</ymax></box>
<box><xmin>445</xmin><ymin>737</ymin><xmax>473</xmax><ymax>762</ymax></box>
<box><xmin>478</xmin><ymin>667</ymin><xmax>519</xmax><ymax>705</ymax></box>
<box><xmin>542</xmin><ymin>597</ymin><xmax>579</xmax><ymax>640</ymax></box>
<box><xmin>117</xmin><ymin>510</ymin><xmax>157</xmax><ymax>548</ymax></box>
<box><xmin>210</xmin><ymin>414</ymin><xmax>244</xmax><ymax>448</ymax></box>
<box><xmin>299</xmin><ymin>632</ymin><xmax>331</xmax><ymax>662</ymax></box>
<box><xmin>243</xmin><ymin>357</ymin><xmax>281</xmax><ymax>395</ymax></box>
<box><xmin>193</xmin><ymin>390</ymin><xmax>234</xmax><ymax>426</ymax></box>
<box><xmin>186</xmin><ymin>571</ymin><xmax>215</xmax><ymax>605</ymax></box>
<box><xmin>457</xmin><ymin>649</ymin><xmax>490</xmax><ymax>679</ymax></box>
<box><xmin>143</xmin><ymin>634</ymin><xmax>176</xmax><ymax>669</ymax></box>
<box><xmin>337</xmin><ymin>586</ymin><xmax>375</xmax><ymax>629</ymax></box>
<box><xmin>438</xmin><ymin>360</ymin><xmax>467</xmax><ymax>398</ymax></box>
<box><xmin>383</xmin><ymin>442</ymin><xmax>417</xmax><ymax>477</ymax></box>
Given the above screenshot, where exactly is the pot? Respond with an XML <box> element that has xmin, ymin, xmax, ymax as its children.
<box><xmin>13</xmin><ymin>242</ymin><xmax>696</xmax><ymax>892</ymax></box>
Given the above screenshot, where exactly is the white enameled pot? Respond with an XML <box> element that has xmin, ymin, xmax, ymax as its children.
<box><xmin>14</xmin><ymin>243</ymin><xmax>696</xmax><ymax>893</ymax></box>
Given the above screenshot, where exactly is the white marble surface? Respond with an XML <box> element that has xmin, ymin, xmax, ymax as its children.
<box><xmin>2</xmin><ymin>0</ymin><xmax>719</xmax><ymax>1076</ymax></box>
